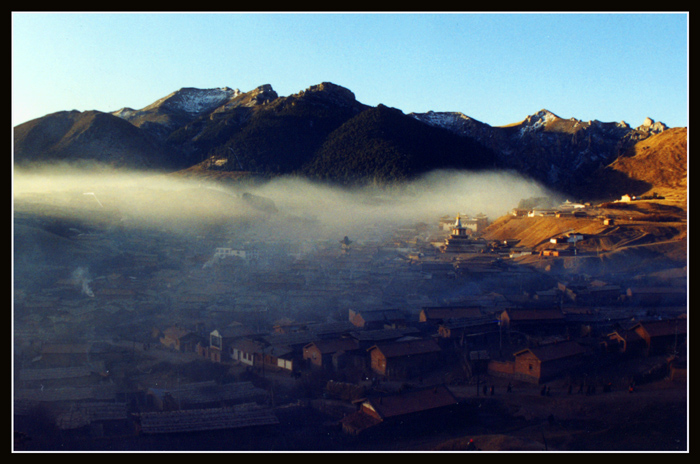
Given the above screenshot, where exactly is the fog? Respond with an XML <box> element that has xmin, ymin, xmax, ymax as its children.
<box><xmin>13</xmin><ymin>165</ymin><xmax>558</xmax><ymax>246</ymax></box>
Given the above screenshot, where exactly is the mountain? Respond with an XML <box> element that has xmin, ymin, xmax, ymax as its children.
<box><xmin>12</xmin><ymin>109</ymin><xmax>173</xmax><ymax>169</ymax></box>
<box><xmin>410</xmin><ymin>109</ymin><xmax>671</xmax><ymax>198</ymax></box>
<box><xmin>301</xmin><ymin>104</ymin><xmax>496</xmax><ymax>183</ymax></box>
<box><xmin>175</xmin><ymin>82</ymin><xmax>370</xmax><ymax>174</ymax></box>
<box><xmin>13</xmin><ymin>82</ymin><xmax>686</xmax><ymax>202</ymax></box>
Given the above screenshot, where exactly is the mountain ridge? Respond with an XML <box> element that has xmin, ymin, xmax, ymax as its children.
<box><xmin>13</xmin><ymin>82</ymin><xmax>686</xmax><ymax>202</ymax></box>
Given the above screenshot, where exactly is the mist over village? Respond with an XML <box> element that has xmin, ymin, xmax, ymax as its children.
<box><xmin>13</xmin><ymin>144</ymin><xmax>687</xmax><ymax>451</ymax></box>
<box><xmin>11</xmin><ymin>12</ymin><xmax>688</xmax><ymax>453</ymax></box>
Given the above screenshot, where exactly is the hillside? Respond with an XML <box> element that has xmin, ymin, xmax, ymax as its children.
<box><xmin>301</xmin><ymin>104</ymin><xmax>497</xmax><ymax>183</ymax></box>
<box><xmin>481</xmin><ymin>200</ymin><xmax>687</xmax><ymax>278</ymax></box>
<box><xmin>597</xmin><ymin>127</ymin><xmax>687</xmax><ymax>204</ymax></box>
<box><xmin>196</xmin><ymin>83</ymin><xmax>368</xmax><ymax>175</ymax></box>
<box><xmin>13</xmin><ymin>110</ymin><xmax>172</xmax><ymax>169</ymax></box>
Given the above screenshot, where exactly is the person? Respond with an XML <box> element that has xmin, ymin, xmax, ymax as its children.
<box><xmin>629</xmin><ymin>383</ymin><xmax>634</xmax><ymax>393</ymax></box>
<box><xmin>466</xmin><ymin>439</ymin><xmax>476</xmax><ymax>451</ymax></box>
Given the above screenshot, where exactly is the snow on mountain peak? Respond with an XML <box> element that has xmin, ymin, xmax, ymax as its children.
<box><xmin>160</xmin><ymin>87</ymin><xmax>242</xmax><ymax>114</ymax></box>
<box><xmin>136</xmin><ymin>87</ymin><xmax>242</xmax><ymax>115</ymax></box>
<box><xmin>518</xmin><ymin>109</ymin><xmax>559</xmax><ymax>135</ymax></box>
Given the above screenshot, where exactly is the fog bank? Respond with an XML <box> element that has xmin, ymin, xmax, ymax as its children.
<box><xmin>13</xmin><ymin>165</ymin><xmax>558</xmax><ymax>243</ymax></box>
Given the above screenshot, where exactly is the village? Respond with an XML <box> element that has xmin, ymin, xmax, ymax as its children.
<box><xmin>12</xmin><ymin>195</ymin><xmax>688</xmax><ymax>451</ymax></box>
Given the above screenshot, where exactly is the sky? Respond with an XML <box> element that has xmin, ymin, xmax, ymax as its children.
<box><xmin>11</xmin><ymin>11</ymin><xmax>689</xmax><ymax>129</ymax></box>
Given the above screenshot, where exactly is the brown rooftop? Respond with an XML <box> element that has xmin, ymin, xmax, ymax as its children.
<box><xmin>365</xmin><ymin>385</ymin><xmax>458</xmax><ymax>419</ymax></box>
<box><xmin>369</xmin><ymin>339</ymin><xmax>441</xmax><ymax>358</ymax></box>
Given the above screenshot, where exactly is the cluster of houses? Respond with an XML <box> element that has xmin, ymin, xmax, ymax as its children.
<box><xmin>509</xmin><ymin>199</ymin><xmax>588</xmax><ymax>218</ymax></box>
<box><xmin>13</xmin><ymin>203</ymin><xmax>687</xmax><ymax>446</ymax></box>
<box><xmin>148</xmin><ymin>293</ymin><xmax>686</xmax><ymax>435</ymax></box>
<box><xmin>619</xmin><ymin>192</ymin><xmax>665</xmax><ymax>203</ymax></box>
<box><xmin>16</xmin><ymin>286</ymin><xmax>686</xmax><ymax>442</ymax></box>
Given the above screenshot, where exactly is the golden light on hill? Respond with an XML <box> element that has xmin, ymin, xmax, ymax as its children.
<box><xmin>609</xmin><ymin>127</ymin><xmax>687</xmax><ymax>204</ymax></box>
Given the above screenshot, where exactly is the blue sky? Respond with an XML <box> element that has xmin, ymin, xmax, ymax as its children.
<box><xmin>12</xmin><ymin>12</ymin><xmax>688</xmax><ymax>128</ymax></box>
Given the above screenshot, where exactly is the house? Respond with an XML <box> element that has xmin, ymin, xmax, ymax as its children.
<box><xmin>605</xmin><ymin>326</ymin><xmax>647</xmax><ymax>355</ymax></box>
<box><xmin>213</xmin><ymin>247</ymin><xmax>248</xmax><ymax>261</ymax></box>
<box><xmin>558</xmin><ymin>200</ymin><xmax>586</xmax><ymax>210</ymax></box>
<box><xmin>668</xmin><ymin>354</ymin><xmax>686</xmax><ymax>383</ymax></box>
<box><xmin>419</xmin><ymin>306</ymin><xmax>483</xmax><ymax>324</ymax></box>
<box><xmin>347</xmin><ymin>327</ymin><xmax>423</xmax><ymax>350</ymax></box>
<box><xmin>561</xmin><ymin>307</ymin><xmax>611</xmax><ymax>337</ymax></box>
<box><xmin>208</xmin><ymin>324</ymin><xmax>256</xmax><ymax>363</ymax></box>
<box><xmin>497</xmin><ymin>340</ymin><xmax>587</xmax><ymax>384</ymax></box>
<box><xmin>231</xmin><ymin>331</ymin><xmax>314</xmax><ymax>374</ymax></box>
<box><xmin>367</xmin><ymin>338</ymin><xmax>442</xmax><ymax>380</ymax></box>
<box><xmin>340</xmin><ymin>385</ymin><xmax>460</xmax><ymax>436</ymax></box>
<box><xmin>303</xmin><ymin>338</ymin><xmax>360</xmax><ymax>370</ymax></box>
<box><xmin>630</xmin><ymin>318</ymin><xmax>687</xmax><ymax>356</ymax></box>
<box><xmin>159</xmin><ymin>326</ymin><xmax>203</xmax><ymax>352</ymax></box>
<box><xmin>262</xmin><ymin>331</ymin><xmax>325</xmax><ymax>372</ymax></box>
<box><xmin>528</xmin><ymin>209</ymin><xmax>557</xmax><ymax>217</ymax></box>
<box><xmin>540</xmin><ymin>248</ymin><xmax>573</xmax><ymax>257</ymax></box>
<box><xmin>230</xmin><ymin>338</ymin><xmax>266</xmax><ymax>368</ymax></box>
<box><xmin>304</xmin><ymin>321</ymin><xmax>357</xmax><ymax>338</ymax></box>
<box><xmin>437</xmin><ymin>316</ymin><xmax>500</xmax><ymax>348</ymax></box>
<box><xmin>560</xmin><ymin>280</ymin><xmax>622</xmax><ymax>305</ymax></box>
<box><xmin>509</xmin><ymin>247</ymin><xmax>534</xmax><ymax>258</ymax></box>
<box><xmin>533</xmin><ymin>288</ymin><xmax>562</xmax><ymax>304</ymax></box>
<box><xmin>145</xmin><ymin>380</ymin><xmax>268</xmax><ymax>411</ymax></box>
<box><xmin>262</xmin><ymin>344</ymin><xmax>296</xmax><ymax>373</ymax></box>
<box><xmin>272</xmin><ymin>320</ymin><xmax>309</xmax><ymax>334</ymax></box>
<box><xmin>625</xmin><ymin>287</ymin><xmax>687</xmax><ymax>306</ymax></box>
<box><xmin>499</xmin><ymin>308</ymin><xmax>566</xmax><ymax>336</ymax></box>
<box><xmin>348</xmin><ymin>309</ymin><xmax>407</xmax><ymax>330</ymax></box>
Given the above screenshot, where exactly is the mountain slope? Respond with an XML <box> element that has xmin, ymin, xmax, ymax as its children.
<box><xmin>584</xmin><ymin>127</ymin><xmax>688</xmax><ymax>204</ymax></box>
<box><xmin>302</xmin><ymin>104</ymin><xmax>496</xmax><ymax>183</ymax></box>
<box><xmin>192</xmin><ymin>82</ymin><xmax>369</xmax><ymax>175</ymax></box>
<box><xmin>13</xmin><ymin>110</ymin><xmax>172</xmax><ymax>169</ymax></box>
